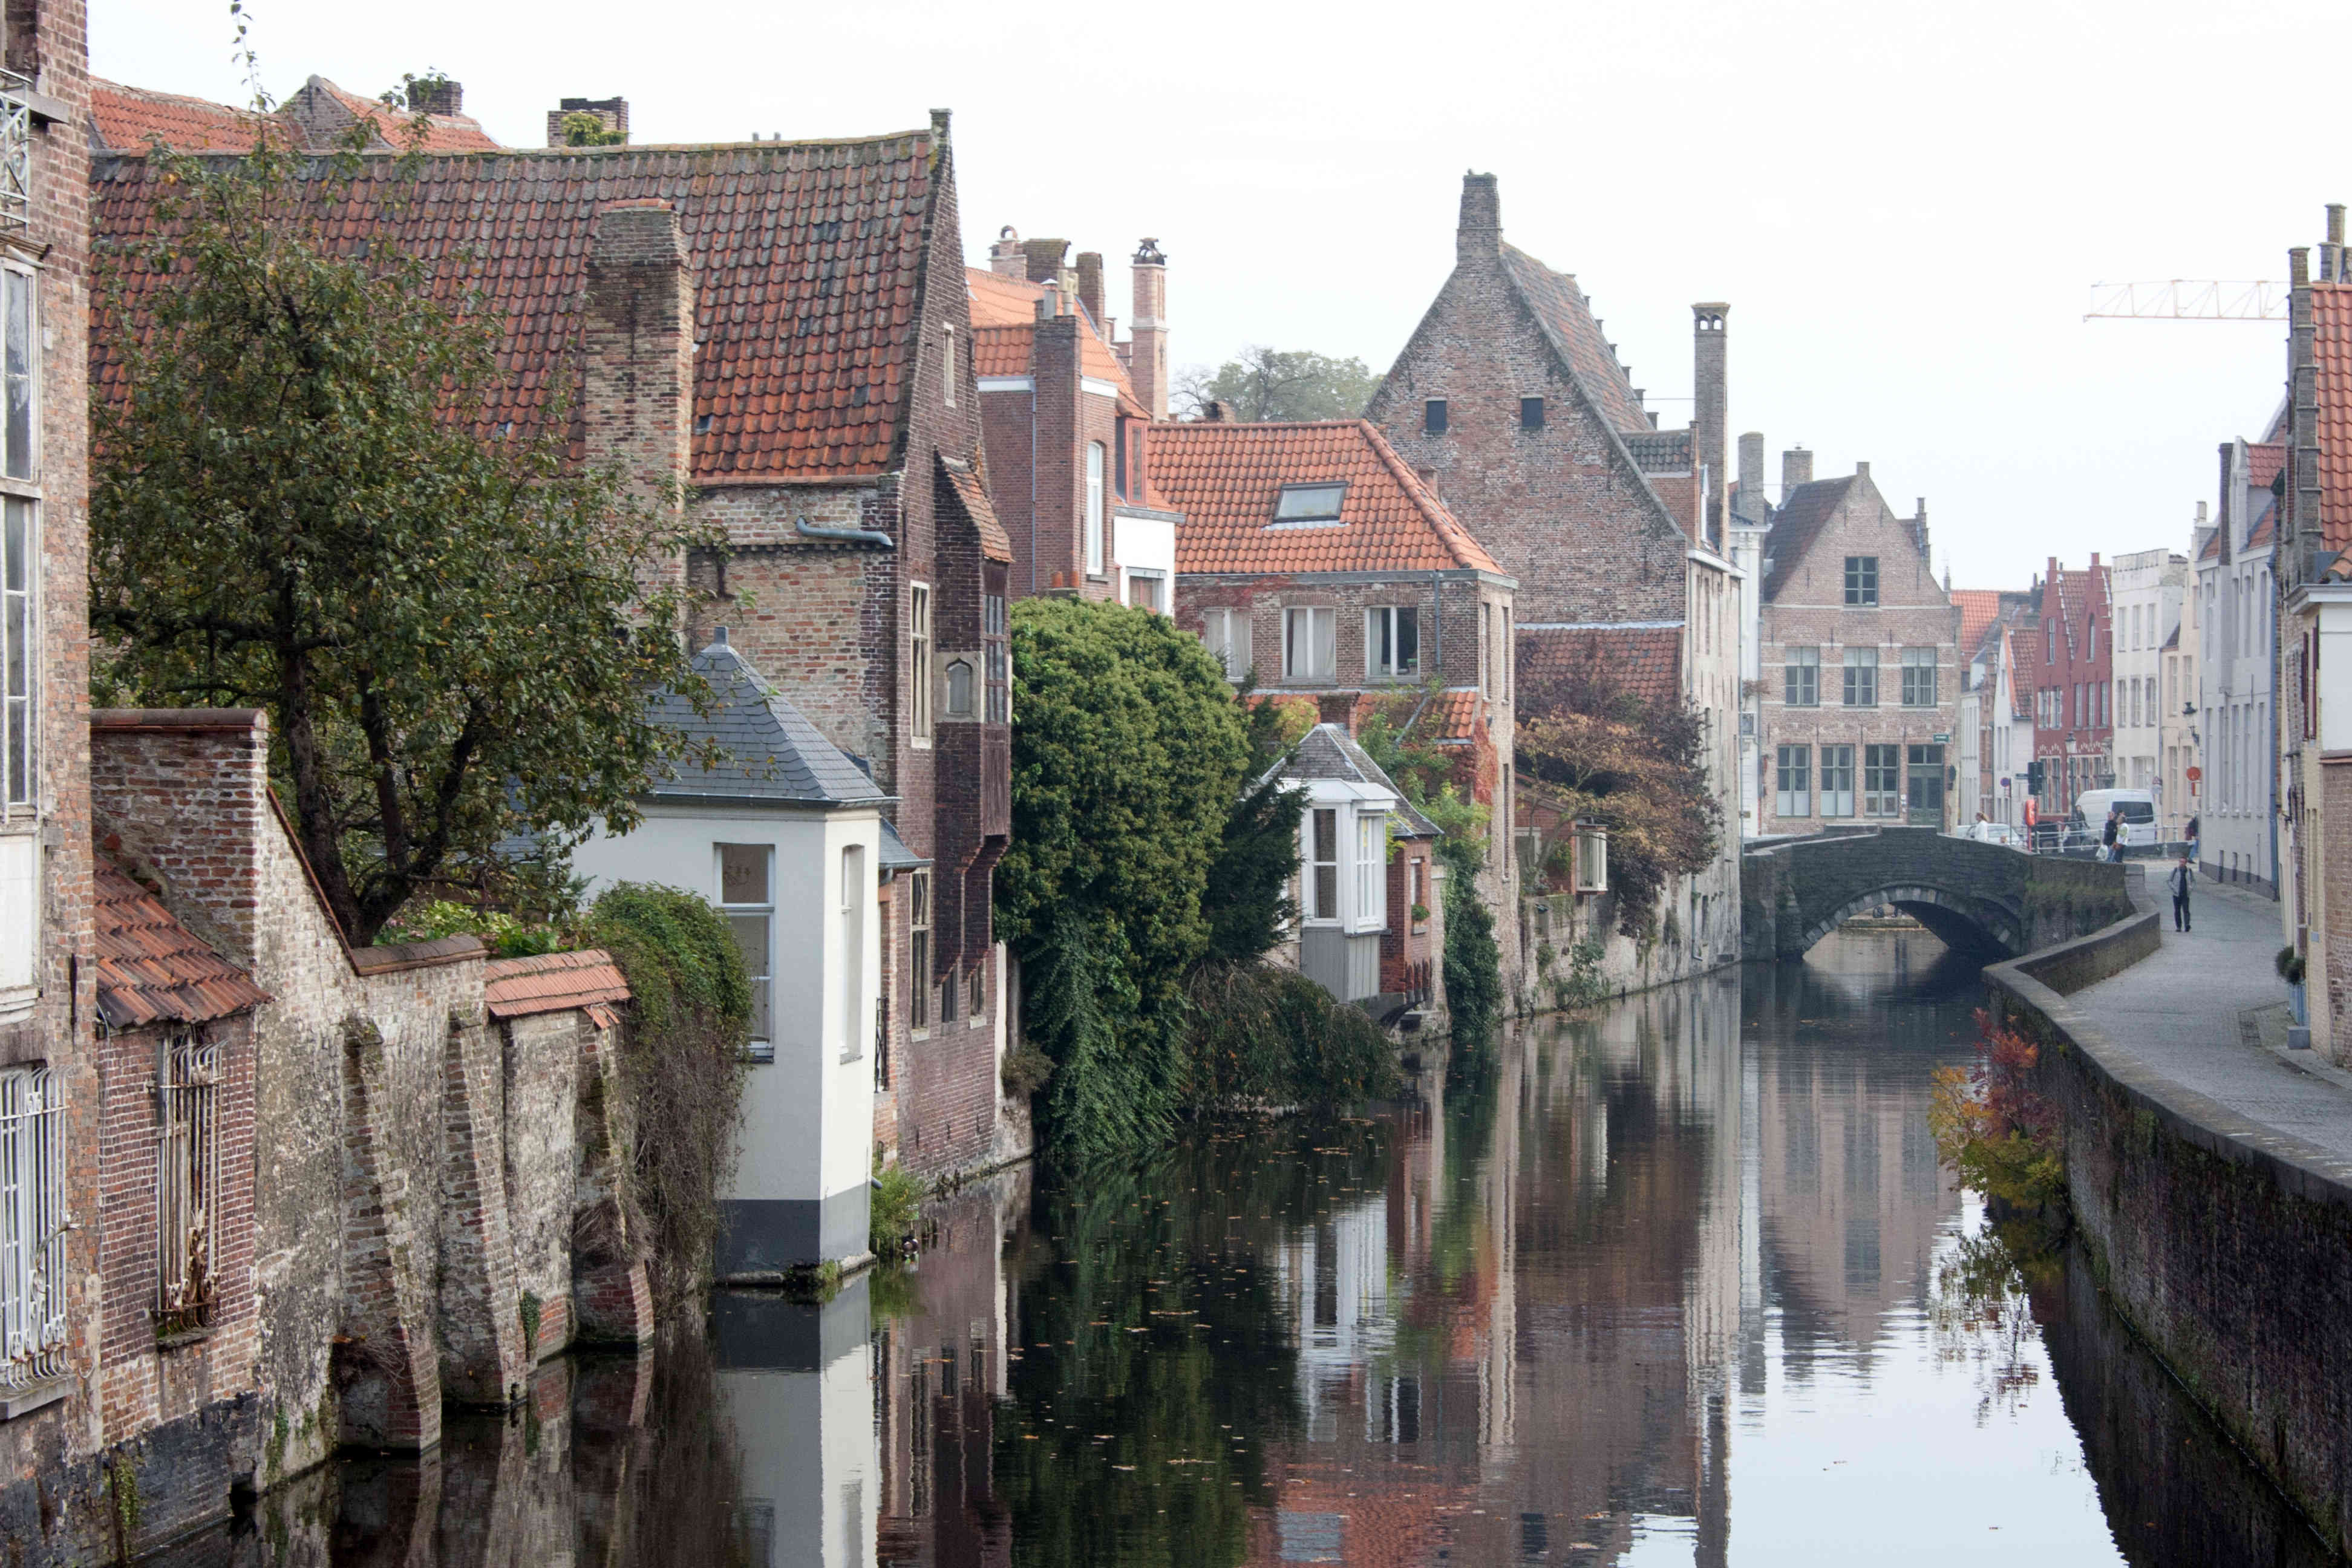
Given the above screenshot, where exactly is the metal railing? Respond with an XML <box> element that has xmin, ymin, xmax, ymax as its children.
<box><xmin>0</xmin><ymin>71</ymin><xmax>29</xmax><ymax>234</ymax></box>
<box><xmin>157</xmin><ymin>1036</ymin><xmax>220</xmax><ymax>1335</ymax></box>
<box><xmin>0</xmin><ymin>1065</ymin><xmax>65</xmax><ymax>1386</ymax></box>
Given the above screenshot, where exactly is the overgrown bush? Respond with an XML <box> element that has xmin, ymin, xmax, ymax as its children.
<box><xmin>1928</xmin><ymin>1009</ymin><xmax>2066</xmax><ymax>1214</ymax></box>
<box><xmin>869</xmin><ymin>1161</ymin><xmax>927</xmax><ymax>1256</ymax></box>
<box><xmin>1181</xmin><ymin>961</ymin><xmax>1400</xmax><ymax>1112</ymax></box>
<box><xmin>1437</xmin><ymin>832</ymin><xmax>1501</xmax><ymax>1043</ymax></box>
<box><xmin>585</xmin><ymin>883</ymin><xmax>752</xmax><ymax>1304</ymax></box>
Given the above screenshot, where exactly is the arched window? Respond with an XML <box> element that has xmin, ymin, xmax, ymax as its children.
<box><xmin>1085</xmin><ymin>442</ymin><xmax>1106</xmax><ymax>577</ymax></box>
<box><xmin>946</xmin><ymin>658</ymin><xmax>975</xmax><ymax>718</ymax></box>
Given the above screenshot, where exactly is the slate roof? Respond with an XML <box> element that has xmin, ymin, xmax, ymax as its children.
<box><xmin>1275</xmin><ymin>723</ymin><xmax>1409</xmax><ymax>793</ymax></box>
<box><xmin>938</xmin><ymin>453</ymin><xmax>1014</xmax><ymax>562</ymax></box>
<box><xmin>965</xmin><ymin>267</ymin><xmax>1143</xmax><ymax>408</ymax></box>
<box><xmin>90</xmin><ymin>78</ymin><xmax>273</xmax><ymax>152</ymax></box>
<box><xmin>648</xmin><ymin>633</ymin><xmax>890</xmax><ymax>805</ymax></box>
<box><xmin>483</xmin><ymin>948</ymin><xmax>630</xmax><ymax>1020</ymax></box>
<box><xmin>878</xmin><ymin>819</ymin><xmax>929</xmax><ymax>872</ymax></box>
<box><xmin>1759</xmin><ymin>475</ymin><xmax>1859</xmax><ymax>603</ymax></box>
<box><xmin>1952</xmin><ymin>590</ymin><xmax>2004</xmax><ymax>656</ymax></box>
<box><xmin>94</xmin><ymin>127</ymin><xmax>945</xmax><ymax>482</ymax></box>
<box><xmin>2316</xmin><ymin>283</ymin><xmax>2352</xmax><ymax>559</ymax></box>
<box><xmin>93</xmin><ymin>860</ymin><xmax>272</xmax><ymax>1028</ymax></box>
<box><xmin>1517</xmin><ymin>624</ymin><xmax>1682</xmax><ymax>713</ymax></box>
<box><xmin>1621</xmin><ymin>428</ymin><xmax>1690</xmax><ymax>474</ymax></box>
<box><xmin>1149</xmin><ymin>420</ymin><xmax>1500</xmax><ymax>575</ymax></box>
<box><xmin>1500</xmin><ymin>247</ymin><xmax>1647</xmax><ymax>434</ymax></box>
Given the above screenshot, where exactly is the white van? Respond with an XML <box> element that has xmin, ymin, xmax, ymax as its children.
<box><xmin>2073</xmin><ymin>788</ymin><xmax>2160</xmax><ymax>848</ymax></box>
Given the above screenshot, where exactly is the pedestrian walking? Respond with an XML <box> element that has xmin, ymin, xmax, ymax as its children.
<box><xmin>2167</xmin><ymin>854</ymin><xmax>2193</xmax><ymax>932</ymax></box>
<box><xmin>2102</xmin><ymin>808</ymin><xmax>2122</xmax><ymax>863</ymax></box>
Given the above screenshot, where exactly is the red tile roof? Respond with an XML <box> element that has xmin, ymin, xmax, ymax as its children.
<box><xmin>2315</xmin><ymin>284</ymin><xmax>2352</xmax><ymax>556</ymax></box>
<box><xmin>1149</xmin><ymin>420</ymin><xmax>1500</xmax><ymax>575</ymax></box>
<box><xmin>90</xmin><ymin>78</ymin><xmax>275</xmax><ymax>153</ymax></box>
<box><xmin>1517</xmin><ymin>624</ymin><xmax>1682</xmax><ymax>713</ymax></box>
<box><xmin>482</xmin><ymin>948</ymin><xmax>631</xmax><ymax>1019</ymax></box>
<box><xmin>965</xmin><ymin>267</ymin><xmax>1142</xmax><ymax>407</ymax></box>
<box><xmin>296</xmin><ymin>76</ymin><xmax>500</xmax><ymax>154</ymax></box>
<box><xmin>1952</xmin><ymin>589</ymin><xmax>2004</xmax><ymax>655</ymax></box>
<box><xmin>2199</xmin><ymin>526</ymin><xmax>2223</xmax><ymax>561</ymax></box>
<box><xmin>93</xmin><ymin>861</ymin><xmax>271</xmax><ymax>1028</ymax></box>
<box><xmin>939</xmin><ymin>454</ymin><xmax>1014</xmax><ymax>562</ymax></box>
<box><xmin>2248</xmin><ymin>441</ymin><xmax>2286</xmax><ymax>493</ymax></box>
<box><xmin>1501</xmin><ymin>247</ymin><xmax>1647</xmax><ymax>434</ymax></box>
<box><xmin>94</xmin><ymin>129</ymin><xmax>944</xmax><ymax>482</ymax></box>
<box><xmin>1347</xmin><ymin>687</ymin><xmax>1483</xmax><ymax>744</ymax></box>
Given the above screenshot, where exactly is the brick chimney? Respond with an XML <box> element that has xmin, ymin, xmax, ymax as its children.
<box><xmin>1075</xmin><ymin>251</ymin><xmax>1105</xmax><ymax>329</ymax></box>
<box><xmin>546</xmin><ymin>96</ymin><xmax>629</xmax><ymax>147</ymax></box>
<box><xmin>988</xmin><ymin>226</ymin><xmax>1026</xmax><ymax>278</ymax></box>
<box><xmin>2327</xmin><ymin>203</ymin><xmax>2347</xmax><ymax>284</ymax></box>
<box><xmin>1022</xmin><ymin>237</ymin><xmax>1070</xmax><ymax>286</ymax></box>
<box><xmin>408</xmin><ymin>78</ymin><xmax>463</xmax><ymax>117</ymax></box>
<box><xmin>1130</xmin><ymin>238</ymin><xmax>1169</xmax><ymax>420</ymax></box>
<box><xmin>1736</xmin><ymin>431</ymin><xmax>1765</xmax><ymax>523</ymax></box>
<box><xmin>1458</xmin><ymin>172</ymin><xmax>1500</xmax><ymax>264</ymax></box>
<box><xmin>1782</xmin><ymin>445</ymin><xmax>1812</xmax><ymax>494</ymax></box>
<box><xmin>1691</xmin><ymin>304</ymin><xmax>1728</xmax><ymax>547</ymax></box>
<box><xmin>584</xmin><ymin>200</ymin><xmax>695</xmax><ymax>594</ymax></box>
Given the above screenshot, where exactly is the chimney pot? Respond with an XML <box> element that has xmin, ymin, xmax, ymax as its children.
<box><xmin>988</xmin><ymin>225</ymin><xmax>1026</xmax><ymax>277</ymax></box>
<box><xmin>547</xmin><ymin>95</ymin><xmax>629</xmax><ymax>147</ymax></box>
<box><xmin>1782</xmin><ymin>446</ymin><xmax>1813</xmax><ymax>493</ymax></box>
<box><xmin>1457</xmin><ymin>172</ymin><xmax>1501</xmax><ymax>263</ymax></box>
<box><xmin>408</xmin><ymin>77</ymin><xmax>462</xmax><ymax>117</ymax></box>
<box><xmin>1022</xmin><ymin>237</ymin><xmax>1070</xmax><ymax>286</ymax></box>
<box><xmin>2330</xmin><ymin>203</ymin><xmax>2346</xmax><ymax>246</ymax></box>
<box><xmin>1691</xmin><ymin>303</ymin><xmax>1729</xmax><ymax>547</ymax></box>
<box><xmin>1855</xmin><ymin>460</ymin><xmax>1870</xmax><ymax>479</ymax></box>
<box><xmin>1075</xmin><ymin>251</ymin><xmax>1105</xmax><ymax>328</ymax></box>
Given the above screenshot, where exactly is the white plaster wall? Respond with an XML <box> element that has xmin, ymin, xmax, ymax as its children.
<box><xmin>570</xmin><ymin>801</ymin><xmax>880</xmax><ymax>1211</ymax></box>
<box><xmin>719</xmin><ymin>1285</ymin><xmax>878</xmax><ymax>1568</ymax></box>
<box><xmin>1115</xmin><ymin>513</ymin><xmax>1175</xmax><ymax>610</ymax></box>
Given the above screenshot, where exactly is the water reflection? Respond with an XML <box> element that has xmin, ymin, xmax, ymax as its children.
<box><xmin>157</xmin><ymin>932</ymin><xmax>2339</xmax><ymax>1566</ymax></box>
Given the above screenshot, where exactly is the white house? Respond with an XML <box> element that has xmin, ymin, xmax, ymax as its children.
<box><xmin>571</xmin><ymin>630</ymin><xmax>886</xmax><ymax>1276</ymax></box>
<box><xmin>2197</xmin><ymin>435</ymin><xmax>2282</xmax><ymax>892</ymax></box>
<box><xmin>1272</xmin><ymin>725</ymin><xmax>1405</xmax><ymax>1005</ymax></box>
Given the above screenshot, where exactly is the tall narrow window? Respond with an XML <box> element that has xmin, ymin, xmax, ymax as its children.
<box><xmin>1424</xmin><ymin>399</ymin><xmax>1448</xmax><ymax>436</ymax></box>
<box><xmin>1819</xmin><ymin>744</ymin><xmax>1856</xmax><ymax>817</ymax></box>
<box><xmin>1481</xmin><ymin>603</ymin><xmax>1495</xmax><ymax>698</ymax></box>
<box><xmin>719</xmin><ymin>844</ymin><xmax>774</xmax><ymax>1061</ymax></box>
<box><xmin>945</xmin><ymin>658</ymin><xmax>975</xmax><ymax>718</ymax></box>
<box><xmin>1784</xmin><ymin>645</ymin><xmax>1820</xmax><ymax>707</ymax></box>
<box><xmin>1502</xmin><ymin>607</ymin><xmax>1512</xmax><ymax>701</ymax></box>
<box><xmin>839</xmin><ymin>846</ymin><xmax>866</xmax><ymax>1063</ymax></box>
<box><xmin>1367</xmin><ymin>606</ymin><xmax>1419</xmax><ymax>679</ymax></box>
<box><xmin>1520</xmin><ymin>396</ymin><xmax>1544</xmax><ymax>431</ymax></box>
<box><xmin>0</xmin><ymin>1065</ymin><xmax>64</xmax><ymax>1389</ymax></box>
<box><xmin>157</xmin><ymin>1035</ymin><xmax>219</xmax><ymax>1334</ymax></box>
<box><xmin>1</xmin><ymin>498</ymin><xmax>27</xmax><ymax>805</ymax></box>
<box><xmin>1863</xmin><ymin>744</ymin><xmax>1902</xmax><ymax>817</ymax></box>
<box><xmin>984</xmin><ymin>584</ymin><xmax>1010</xmax><ymax>723</ymax></box>
<box><xmin>1842</xmin><ymin>646</ymin><xmax>1878</xmax><ymax>707</ymax></box>
<box><xmin>3</xmin><ymin>270</ymin><xmax>31</xmax><ymax>483</ymax></box>
<box><xmin>1901</xmin><ymin>646</ymin><xmax>1937</xmax><ymax>707</ymax></box>
<box><xmin>1085</xmin><ymin>442</ymin><xmax>1106</xmax><ymax>577</ymax></box>
<box><xmin>1309</xmin><ymin>808</ymin><xmax>1339</xmax><ymax>920</ymax></box>
<box><xmin>909</xmin><ymin>584</ymin><xmax>932</xmax><ymax>741</ymax></box>
<box><xmin>1844</xmin><ymin>556</ymin><xmax>1878</xmax><ymax>606</ymax></box>
<box><xmin>1355</xmin><ymin>813</ymin><xmax>1386</xmax><ymax>925</ymax></box>
<box><xmin>941</xmin><ymin>325</ymin><xmax>956</xmax><ymax>409</ymax></box>
<box><xmin>1283</xmin><ymin>607</ymin><xmax>1335</xmax><ymax>682</ymax></box>
<box><xmin>1202</xmin><ymin>608</ymin><xmax>1253</xmax><ymax>682</ymax></box>
<box><xmin>909</xmin><ymin>869</ymin><xmax>932</xmax><ymax>1032</ymax></box>
<box><xmin>1114</xmin><ymin>418</ymin><xmax>1128</xmax><ymax>498</ymax></box>
<box><xmin>1775</xmin><ymin>745</ymin><xmax>1811</xmax><ymax>817</ymax></box>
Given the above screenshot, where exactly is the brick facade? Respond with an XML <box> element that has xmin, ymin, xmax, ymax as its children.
<box><xmin>1758</xmin><ymin>467</ymin><xmax>1961</xmax><ymax>835</ymax></box>
<box><xmin>2033</xmin><ymin>555</ymin><xmax>2115</xmax><ymax>822</ymax></box>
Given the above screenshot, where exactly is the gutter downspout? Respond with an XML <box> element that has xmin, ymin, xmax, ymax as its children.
<box><xmin>1030</xmin><ymin>384</ymin><xmax>1040</xmax><ymax>595</ymax></box>
<box><xmin>1430</xmin><ymin>570</ymin><xmax>1444</xmax><ymax>678</ymax></box>
<box><xmin>796</xmin><ymin>516</ymin><xmax>895</xmax><ymax>549</ymax></box>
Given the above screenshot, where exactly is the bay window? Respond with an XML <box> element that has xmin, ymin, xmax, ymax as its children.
<box><xmin>719</xmin><ymin>844</ymin><xmax>774</xmax><ymax>1061</ymax></box>
<box><xmin>1354</xmin><ymin>812</ymin><xmax>1386</xmax><ymax>925</ymax></box>
<box><xmin>1308</xmin><ymin>808</ymin><xmax>1339</xmax><ymax>920</ymax></box>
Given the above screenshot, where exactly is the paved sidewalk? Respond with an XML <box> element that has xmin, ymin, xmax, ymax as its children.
<box><xmin>2067</xmin><ymin>874</ymin><xmax>2352</xmax><ymax>1160</ymax></box>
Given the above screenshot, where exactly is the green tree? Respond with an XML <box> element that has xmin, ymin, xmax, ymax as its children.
<box><xmin>997</xmin><ymin>599</ymin><xmax>1251</xmax><ymax>1156</ymax></box>
<box><xmin>92</xmin><ymin>139</ymin><xmax>708</xmax><ymax>945</ymax></box>
<box><xmin>1175</xmin><ymin>345</ymin><xmax>1382</xmax><ymax>422</ymax></box>
<box><xmin>1198</xmin><ymin>682</ymin><xmax>1305</xmax><ymax>963</ymax></box>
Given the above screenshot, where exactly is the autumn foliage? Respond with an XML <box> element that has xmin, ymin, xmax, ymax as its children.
<box><xmin>1929</xmin><ymin>1009</ymin><xmax>2066</xmax><ymax>1211</ymax></box>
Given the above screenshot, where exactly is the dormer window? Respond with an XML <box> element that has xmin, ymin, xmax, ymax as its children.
<box><xmin>1270</xmin><ymin>483</ymin><xmax>1346</xmax><ymax>529</ymax></box>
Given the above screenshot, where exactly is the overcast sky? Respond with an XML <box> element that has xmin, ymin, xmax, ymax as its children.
<box><xmin>92</xmin><ymin>0</ymin><xmax>2347</xmax><ymax>589</ymax></box>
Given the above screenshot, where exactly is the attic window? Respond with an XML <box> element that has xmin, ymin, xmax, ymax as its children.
<box><xmin>1520</xmin><ymin>396</ymin><xmax>1544</xmax><ymax>431</ymax></box>
<box><xmin>694</xmin><ymin>414</ymin><xmax>714</xmax><ymax>436</ymax></box>
<box><xmin>1270</xmin><ymin>483</ymin><xmax>1347</xmax><ymax>529</ymax></box>
<box><xmin>1424</xmin><ymin>399</ymin><xmax>1448</xmax><ymax>436</ymax></box>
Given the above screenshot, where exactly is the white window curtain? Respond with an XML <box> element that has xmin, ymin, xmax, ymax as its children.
<box><xmin>1284</xmin><ymin>607</ymin><xmax>1334</xmax><ymax>681</ymax></box>
<box><xmin>1203</xmin><ymin>609</ymin><xmax>1253</xmax><ymax>682</ymax></box>
<box><xmin>1355</xmin><ymin>812</ymin><xmax>1386</xmax><ymax>925</ymax></box>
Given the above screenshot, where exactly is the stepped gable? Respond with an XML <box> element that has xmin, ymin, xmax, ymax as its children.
<box><xmin>91</xmin><ymin>860</ymin><xmax>271</xmax><ymax>1028</ymax></box>
<box><xmin>1757</xmin><ymin>475</ymin><xmax>1860</xmax><ymax>603</ymax></box>
<box><xmin>1149</xmin><ymin>419</ymin><xmax>1499</xmax><ymax>576</ymax></box>
<box><xmin>1500</xmin><ymin>246</ymin><xmax>1648</xmax><ymax>434</ymax></box>
<box><xmin>93</xmin><ymin>127</ymin><xmax>942</xmax><ymax>482</ymax></box>
<box><xmin>647</xmin><ymin>633</ymin><xmax>891</xmax><ymax>805</ymax></box>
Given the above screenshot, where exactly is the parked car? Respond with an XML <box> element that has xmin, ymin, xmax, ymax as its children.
<box><xmin>2073</xmin><ymin>788</ymin><xmax>2160</xmax><ymax>849</ymax></box>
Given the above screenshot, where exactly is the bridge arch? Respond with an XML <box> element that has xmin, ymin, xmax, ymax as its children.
<box><xmin>1793</xmin><ymin>881</ymin><xmax>2024</xmax><ymax>956</ymax></box>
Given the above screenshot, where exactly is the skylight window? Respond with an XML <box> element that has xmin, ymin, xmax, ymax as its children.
<box><xmin>1270</xmin><ymin>483</ymin><xmax>1347</xmax><ymax>529</ymax></box>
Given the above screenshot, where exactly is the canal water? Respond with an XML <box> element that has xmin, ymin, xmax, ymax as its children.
<box><xmin>180</xmin><ymin>930</ymin><xmax>2335</xmax><ymax>1566</ymax></box>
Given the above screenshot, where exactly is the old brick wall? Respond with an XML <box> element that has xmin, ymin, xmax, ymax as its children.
<box><xmin>1759</xmin><ymin>475</ymin><xmax>1961</xmax><ymax>835</ymax></box>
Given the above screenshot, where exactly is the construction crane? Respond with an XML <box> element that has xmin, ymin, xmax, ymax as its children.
<box><xmin>2083</xmin><ymin>280</ymin><xmax>2287</xmax><ymax>322</ymax></box>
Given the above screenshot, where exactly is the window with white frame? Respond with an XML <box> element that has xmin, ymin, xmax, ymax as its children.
<box><xmin>1201</xmin><ymin>608</ymin><xmax>1253</xmax><ymax>682</ymax></box>
<box><xmin>909</xmin><ymin>584</ymin><xmax>932</xmax><ymax>742</ymax></box>
<box><xmin>1367</xmin><ymin>606</ymin><xmax>1419</xmax><ymax>679</ymax></box>
<box><xmin>1481</xmin><ymin>603</ymin><xmax>1494</xmax><ymax>697</ymax></box>
<box><xmin>1085</xmin><ymin>442</ymin><xmax>1105</xmax><ymax>577</ymax></box>
<box><xmin>1573</xmin><ymin>821</ymin><xmax>1608</xmax><ymax>894</ymax></box>
<box><xmin>0</xmin><ymin>495</ymin><xmax>25</xmax><ymax>810</ymax></box>
<box><xmin>1775</xmin><ymin>744</ymin><xmax>1810</xmax><ymax>817</ymax></box>
<box><xmin>1354</xmin><ymin>812</ymin><xmax>1386</xmax><ymax>926</ymax></box>
<box><xmin>984</xmin><ymin>583</ymin><xmax>1009</xmax><ymax>724</ymax></box>
<box><xmin>1126</xmin><ymin>571</ymin><xmax>1164</xmax><ymax>613</ymax></box>
<box><xmin>0</xmin><ymin>1065</ymin><xmax>65</xmax><ymax>1389</ymax></box>
<box><xmin>1863</xmin><ymin>743</ymin><xmax>1902</xmax><ymax>817</ymax></box>
<box><xmin>1900</xmin><ymin>647</ymin><xmax>1937</xmax><ymax>707</ymax></box>
<box><xmin>1283</xmin><ymin>607</ymin><xmax>1334</xmax><ymax>682</ymax></box>
<box><xmin>1307</xmin><ymin>808</ymin><xmax>1339</xmax><ymax>920</ymax></box>
<box><xmin>909</xmin><ymin>868</ymin><xmax>932</xmax><ymax>1032</ymax></box>
<box><xmin>1784</xmin><ymin>645</ymin><xmax>1820</xmax><ymax>707</ymax></box>
<box><xmin>2</xmin><ymin>269</ymin><xmax>31</xmax><ymax>485</ymax></box>
<box><xmin>157</xmin><ymin>1034</ymin><xmax>219</xmax><ymax>1335</ymax></box>
<box><xmin>945</xmin><ymin>658</ymin><xmax>975</xmax><ymax>719</ymax></box>
<box><xmin>1819</xmin><ymin>744</ymin><xmax>1856</xmax><ymax>817</ymax></box>
<box><xmin>1842</xmin><ymin>646</ymin><xmax>1878</xmax><ymax>707</ymax></box>
<box><xmin>838</xmin><ymin>846</ymin><xmax>864</xmax><ymax>1063</ymax></box>
<box><xmin>719</xmin><ymin>844</ymin><xmax>775</xmax><ymax>1061</ymax></box>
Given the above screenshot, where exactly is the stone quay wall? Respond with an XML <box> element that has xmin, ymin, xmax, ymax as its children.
<box><xmin>1985</xmin><ymin>872</ymin><xmax>2352</xmax><ymax>1555</ymax></box>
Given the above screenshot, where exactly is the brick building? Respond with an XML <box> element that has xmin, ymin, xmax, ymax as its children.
<box><xmin>88</xmin><ymin>72</ymin><xmax>498</xmax><ymax>154</ymax></box>
<box><xmin>1367</xmin><ymin>173</ymin><xmax>1742</xmax><ymax>992</ymax></box>
<box><xmin>2199</xmin><ymin>435</ymin><xmax>2282</xmax><ymax>889</ymax></box>
<box><xmin>1953</xmin><ymin>589</ymin><xmax>2038</xmax><ymax>830</ymax></box>
<box><xmin>970</xmin><ymin>230</ymin><xmax>1178</xmax><ymax>608</ymax></box>
<box><xmin>91</xmin><ymin>104</ymin><xmax>1019</xmax><ymax>1184</ymax></box>
<box><xmin>2032</xmin><ymin>555</ymin><xmax>2115</xmax><ymax>823</ymax></box>
<box><xmin>2279</xmin><ymin>207</ymin><xmax>2352</xmax><ymax>1060</ymax></box>
<box><xmin>1151</xmin><ymin>416</ymin><xmax>1518</xmax><ymax>985</ymax></box>
<box><xmin>1757</xmin><ymin>464</ymin><xmax>1961</xmax><ymax>834</ymax></box>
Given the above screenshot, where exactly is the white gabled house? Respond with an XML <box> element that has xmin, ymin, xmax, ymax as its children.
<box><xmin>571</xmin><ymin>630</ymin><xmax>886</xmax><ymax>1277</ymax></box>
<box><xmin>1269</xmin><ymin>724</ymin><xmax>1442</xmax><ymax>1016</ymax></box>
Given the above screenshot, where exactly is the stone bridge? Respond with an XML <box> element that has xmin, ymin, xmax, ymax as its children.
<box><xmin>1740</xmin><ymin>827</ymin><xmax>2135</xmax><ymax>962</ymax></box>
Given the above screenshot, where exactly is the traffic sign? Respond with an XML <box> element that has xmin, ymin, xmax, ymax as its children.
<box><xmin>2186</xmin><ymin>765</ymin><xmax>2202</xmax><ymax>782</ymax></box>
